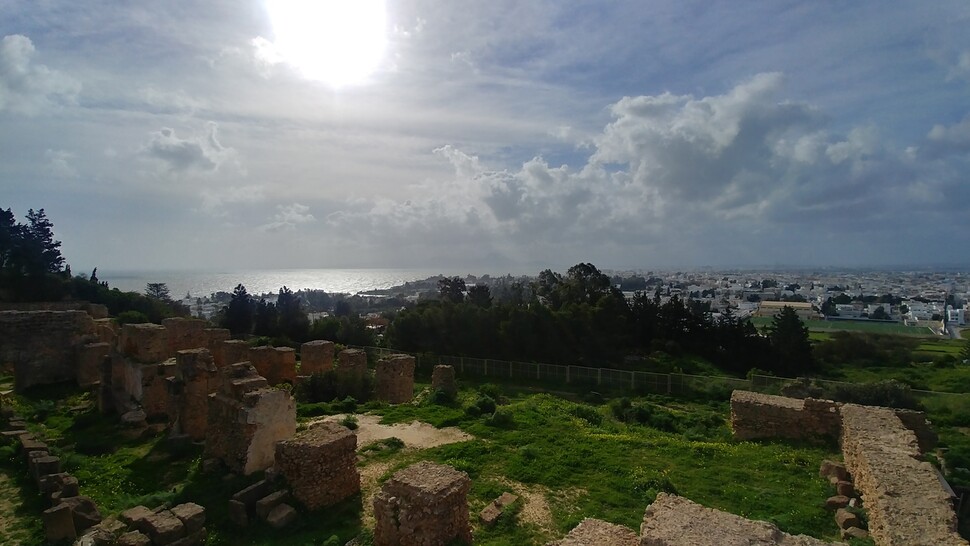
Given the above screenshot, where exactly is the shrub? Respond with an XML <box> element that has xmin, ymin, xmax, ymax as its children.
<box><xmin>829</xmin><ymin>380</ymin><xmax>922</xmax><ymax>410</ymax></box>
<box><xmin>487</xmin><ymin>407</ymin><xmax>515</xmax><ymax>428</ymax></box>
<box><xmin>339</xmin><ymin>414</ymin><xmax>359</xmax><ymax>430</ymax></box>
<box><xmin>116</xmin><ymin>310</ymin><xmax>149</xmax><ymax>325</ymax></box>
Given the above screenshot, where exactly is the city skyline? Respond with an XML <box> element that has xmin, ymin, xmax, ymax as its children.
<box><xmin>2</xmin><ymin>1</ymin><xmax>970</xmax><ymax>272</ymax></box>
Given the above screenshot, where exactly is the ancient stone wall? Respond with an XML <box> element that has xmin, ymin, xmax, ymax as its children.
<box><xmin>0</xmin><ymin>310</ymin><xmax>98</xmax><ymax>392</ymax></box>
<box><xmin>119</xmin><ymin>323</ymin><xmax>169</xmax><ymax>364</ymax></box>
<box><xmin>76</xmin><ymin>342</ymin><xmax>110</xmax><ymax>389</ymax></box>
<box><xmin>168</xmin><ymin>349</ymin><xmax>217</xmax><ymax>441</ymax></box>
<box><xmin>639</xmin><ymin>493</ymin><xmax>836</xmax><ymax>546</ymax></box>
<box><xmin>840</xmin><ymin>404</ymin><xmax>966</xmax><ymax>546</ymax></box>
<box><xmin>204</xmin><ymin>362</ymin><xmax>296</xmax><ymax>475</ymax></box>
<box><xmin>218</xmin><ymin>339</ymin><xmax>250</xmax><ymax>369</ymax></box>
<box><xmin>300</xmin><ymin>340</ymin><xmax>334</xmax><ymax>375</ymax></box>
<box><xmin>375</xmin><ymin>354</ymin><xmax>415</xmax><ymax>404</ymax></box>
<box><xmin>93</xmin><ymin>318</ymin><xmax>117</xmax><ymax>345</ymax></box>
<box><xmin>275</xmin><ymin>421</ymin><xmax>360</xmax><ymax>510</ymax></box>
<box><xmin>0</xmin><ymin>301</ymin><xmax>108</xmax><ymax>319</ymax></box>
<box><xmin>140</xmin><ymin>360</ymin><xmax>177</xmax><ymax>420</ymax></box>
<box><xmin>374</xmin><ymin>461</ymin><xmax>471</xmax><ymax>546</ymax></box>
<box><xmin>162</xmin><ymin>317</ymin><xmax>209</xmax><ymax>355</ymax></box>
<box><xmin>205</xmin><ymin>328</ymin><xmax>231</xmax><ymax>360</ymax></box>
<box><xmin>730</xmin><ymin>390</ymin><xmax>841</xmax><ymax>442</ymax></box>
<box><xmin>550</xmin><ymin>518</ymin><xmax>638</xmax><ymax>546</ymax></box>
<box><xmin>247</xmin><ymin>346</ymin><xmax>297</xmax><ymax>386</ymax></box>
<box><xmin>432</xmin><ymin>365</ymin><xmax>457</xmax><ymax>397</ymax></box>
<box><xmin>336</xmin><ymin>349</ymin><xmax>368</xmax><ymax>379</ymax></box>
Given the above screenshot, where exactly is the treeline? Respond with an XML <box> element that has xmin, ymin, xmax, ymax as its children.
<box><xmin>386</xmin><ymin>263</ymin><xmax>815</xmax><ymax>378</ymax></box>
<box><xmin>214</xmin><ymin>284</ymin><xmax>375</xmax><ymax>347</ymax></box>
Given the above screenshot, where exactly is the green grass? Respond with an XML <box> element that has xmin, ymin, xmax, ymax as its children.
<box><xmin>751</xmin><ymin>316</ymin><xmax>940</xmax><ymax>337</ymax></box>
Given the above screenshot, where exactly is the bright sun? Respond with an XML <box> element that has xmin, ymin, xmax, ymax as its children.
<box><xmin>263</xmin><ymin>0</ymin><xmax>388</xmax><ymax>87</ymax></box>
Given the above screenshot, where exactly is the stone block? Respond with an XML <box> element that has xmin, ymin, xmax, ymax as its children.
<box><xmin>248</xmin><ymin>346</ymin><xmax>297</xmax><ymax>387</ymax></box>
<box><xmin>137</xmin><ymin>509</ymin><xmax>185</xmax><ymax>545</ymax></box>
<box><xmin>819</xmin><ymin>460</ymin><xmax>849</xmax><ymax>482</ymax></box>
<box><xmin>552</xmin><ymin>517</ymin><xmax>638</xmax><ymax>546</ymax></box>
<box><xmin>120</xmin><ymin>505</ymin><xmax>154</xmax><ymax>528</ymax></box>
<box><xmin>835</xmin><ymin>508</ymin><xmax>860</xmax><ymax>529</ymax></box>
<box><xmin>170</xmin><ymin>502</ymin><xmax>206</xmax><ymax>534</ymax></box>
<box><xmin>78</xmin><ymin>342</ymin><xmax>111</xmax><ymax>388</ymax></box>
<box><xmin>163</xmin><ymin>317</ymin><xmax>209</xmax><ymax>355</ymax></box>
<box><xmin>373</xmin><ymin>461</ymin><xmax>471</xmax><ymax>546</ymax></box>
<box><xmin>300</xmin><ymin>340</ymin><xmax>334</xmax><ymax>375</ymax></box>
<box><xmin>256</xmin><ymin>490</ymin><xmax>289</xmax><ymax>520</ymax></box>
<box><xmin>375</xmin><ymin>354</ymin><xmax>415</xmax><ymax>404</ymax></box>
<box><xmin>232</xmin><ymin>479</ymin><xmax>277</xmax><ymax>506</ymax></box>
<box><xmin>117</xmin><ymin>530</ymin><xmax>152</xmax><ymax>546</ymax></box>
<box><xmin>266</xmin><ymin>503</ymin><xmax>298</xmax><ymax>529</ymax></box>
<box><xmin>60</xmin><ymin>495</ymin><xmax>102</xmax><ymax>533</ymax></box>
<box><xmin>43</xmin><ymin>502</ymin><xmax>77</xmax><ymax>542</ymax></box>
<box><xmin>825</xmin><ymin>495</ymin><xmax>850</xmax><ymax>510</ymax></box>
<box><xmin>228</xmin><ymin>499</ymin><xmax>248</xmax><ymax>527</ymax></box>
<box><xmin>276</xmin><ymin>422</ymin><xmax>359</xmax><ymax>510</ymax></box>
<box><xmin>119</xmin><ymin>323</ymin><xmax>169</xmax><ymax>363</ymax></box>
<box><xmin>836</xmin><ymin>480</ymin><xmax>854</xmax><ymax>497</ymax></box>
<box><xmin>432</xmin><ymin>365</ymin><xmax>458</xmax><ymax>397</ymax></box>
<box><xmin>730</xmin><ymin>390</ymin><xmax>840</xmax><ymax>443</ymax></box>
<box><xmin>2</xmin><ymin>310</ymin><xmax>97</xmax><ymax>392</ymax></box>
<box><xmin>219</xmin><ymin>340</ymin><xmax>250</xmax><ymax>369</ymax></box>
<box><xmin>336</xmin><ymin>349</ymin><xmax>368</xmax><ymax>379</ymax></box>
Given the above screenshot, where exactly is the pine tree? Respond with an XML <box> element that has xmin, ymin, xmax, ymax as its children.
<box><xmin>768</xmin><ymin>305</ymin><xmax>815</xmax><ymax>376</ymax></box>
<box><xmin>224</xmin><ymin>284</ymin><xmax>254</xmax><ymax>335</ymax></box>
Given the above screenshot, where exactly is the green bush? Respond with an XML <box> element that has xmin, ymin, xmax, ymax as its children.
<box><xmin>116</xmin><ymin>310</ymin><xmax>149</xmax><ymax>325</ymax></box>
<box><xmin>828</xmin><ymin>380</ymin><xmax>922</xmax><ymax>410</ymax></box>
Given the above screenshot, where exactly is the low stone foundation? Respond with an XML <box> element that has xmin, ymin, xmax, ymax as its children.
<box><xmin>275</xmin><ymin>421</ymin><xmax>360</xmax><ymax>510</ymax></box>
<box><xmin>549</xmin><ymin>518</ymin><xmax>638</xmax><ymax>546</ymax></box>
<box><xmin>375</xmin><ymin>354</ymin><xmax>415</xmax><ymax>404</ymax></box>
<box><xmin>840</xmin><ymin>404</ymin><xmax>966</xmax><ymax>546</ymax></box>
<box><xmin>374</xmin><ymin>461</ymin><xmax>471</xmax><ymax>546</ymax></box>
<box><xmin>730</xmin><ymin>390</ymin><xmax>841</xmax><ymax>442</ymax></box>
<box><xmin>300</xmin><ymin>340</ymin><xmax>334</xmax><ymax>375</ymax></box>
<box><xmin>639</xmin><ymin>493</ymin><xmax>836</xmax><ymax>545</ymax></box>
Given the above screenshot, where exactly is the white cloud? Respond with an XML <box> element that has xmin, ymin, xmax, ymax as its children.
<box><xmin>44</xmin><ymin>149</ymin><xmax>78</xmax><ymax>178</ymax></box>
<box><xmin>259</xmin><ymin>203</ymin><xmax>316</xmax><ymax>232</ymax></box>
<box><xmin>141</xmin><ymin>122</ymin><xmax>236</xmax><ymax>172</ymax></box>
<box><xmin>0</xmin><ymin>34</ymin><xmax>80</xmax><ymax>114</ymax></box>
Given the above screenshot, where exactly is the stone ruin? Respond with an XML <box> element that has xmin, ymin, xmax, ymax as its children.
<box><xmin>72</xmin><ymin>502</ymin><xmax>208</xmax><ymax>546</ymax></box>
<box><xmin>275</xmin><ymin>421</ymin><xmax>360</xmax><ymax>510</ymax></box>
<box><xmin>547</xmin><ymin>518</ymin><xmax>639</xmax><ymax>546</ymax></box>
<box><xmin>336</xmin><ymin>348</ymin><xmax>368</xmax><ymax>380</ymax></box>
<box><xmin>639</xmin><ymin>493</ymin><xmax>837</xmax><ymax>546</ymax></box>
<box><xmin>217</xmin><ymin>339</ymin><xmax>250</xmax><ymax>369</ymax></box>
<box><xmin>204</xmin><ymin>361</ymin><xmax>296</xmax><ymax>475</ymax></box>
<box><xmin>374</xmin><ymin>460</ymin><xmax>472</xmax><ymax>546</ymax></box>
<box><xmin>167</xmin><ymin>348</ymin><xmax>218</xmax><ymax>441</ymax></box>
<box><xmin>248</xmin><ymin>345</ymin><xmax>297</xmax><ymax>386</ymax></box>
<box><xmin>0</xmin><ymin>310</ymin><xmax>97</xmax><ymax>392</ymax></box>
<box><xmin>300</xmin><ymin>340</ymin><xmax>335</xmax><ymax>375</ymax></box>
<box><xmin>432</xmin><ymin>365</ymin><xmax>458</xmax><ymax>397</ymax></box>
<box><xmin>730</xmin><ymin>390</ymin><xmax>965</xmax><ymax>546</ymax></box>
<box><xmin>375</xmin><ymin>354</ymin><xmax>415</xmax><ymax>404</ymax></box>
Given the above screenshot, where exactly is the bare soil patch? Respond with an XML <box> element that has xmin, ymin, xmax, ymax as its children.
<box><xmin>314</xmin><ymin>414</ymin><xmax>473</xmax><ymax>450</ymax></box>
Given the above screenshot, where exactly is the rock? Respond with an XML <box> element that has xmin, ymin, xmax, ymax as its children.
<box><xmin>840</xmin><ymin>526</ymin><xmax>869</xmax><ymax>540</ymax></box>
<box><xmin>819</xmin><ymin>460</ymin><xmax>849</xmax><ymax>482</ymax></box>
<box><xmin>256</xmin><ymin>490</ymin><xmax>289</xmax><ymax>520</ymax></box>
<box><xmin>170</xmin><ymin>502</ymin><xmax>206</xmax><ymax>534</ymax></box>
<box><xmin>825</xmin><ymin>495</ymin><xmax>850</xmax><ymax>510</ymax></box>
<box><xmin>836</xmin><ymin>480</ymin><xmax>854</xmax><ymax>497</ymax></box>
<box><xmin>201</xmin><ymin>457</ymin><xmax>222</xmax><ymax>474</ymax></box>
<box><xmin>120</xmin><ymin>409</ymin><xmax>147</xmax><ymax>428</ymax></box>
<box><xmin>138</xmin><ymin>510</ymin><xmax>186</xmax><ymax>544</ymax></box>
<box><xmin>495</xmin><ymin>492</ymin><xmax>519</xmax><ymax>507</ymax></box>
<box><xmin>42</xmin><ymin>503</ymin><xmax>77</xmax><ymax>542</ymax></box>
<box><xmin>266</xmin><ymin>503</ymin><xmax>298</xmax><ymax>528</ymax></box>
<box><xmin>835</xmin><ymin>508</ymin><xmax>860</xmax><ymax>529</ymax></box>
<box><xmin>228</xmin><ymin>499</ymin><xmax>248</xmax><ymax>527</ymax></box>
<box><xmin>117</xmin><ymin>530</ymin><xmax>152</xmax><ymax>546</ymax></box>
<box><xmin>60</xmin><ymin>495</ymin><xmax>102</xmax><ymax>532</ymax></box>
<box><xmin>119</xmin><ymin>505</ymin><xmax>154</xmax><ymax>527</ymax></box>
<box><xmin>480</xmin><ymin>503</ymin><xmax>502</xmax><ymax>527</ymax></box>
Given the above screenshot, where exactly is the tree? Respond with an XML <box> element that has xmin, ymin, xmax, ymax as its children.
<box><xmin>145</xmin><ymin>282</ymin><xmax>172</xmax><ymax>302</ymax></box>
<box><xmin>223</xmin><ymin>284</ymin><xmax>254</xmax><ymax>335</ymax></box>
<box><xmin>0</xmin><ymin>208</ymin><xmax>16</xmax><ymax>271</ymax></box>
<box><xmin>768</xmin><ymin>306</ymin><xmax>814</xmax><ymax>376</ymax></box>
<box><xmin>870</xmin><ymin>306</ymin><xmax>890</xmax><ymax>320</ymax></box>
<box><xmin>0</xmin><ymin>207</ymin><xmax>64</xmax><ymax>276</ymax></box>
<box><xmin>437</xmin><ymin>276</ymin><xmax>466</xmax><ymax>304</ymax></box>
<box><xmin>467</xmin><ymin>284</ymin><xmax>492</xmax><ymax>308</ymax></box>
<box><xmin>277</xmin><ymin>286</ymin><xmax>310</xmax><ymax>341</ymax></box>
<box><xmin>253</xmin><ymin>299</ymin><xmax>278</xmax><ymax>337</ymax></box>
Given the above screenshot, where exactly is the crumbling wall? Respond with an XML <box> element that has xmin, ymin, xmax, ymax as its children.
<box><xmin>375</xmin><ymin>354</ymin><xmax>415</xmax><ymax>404</ymax></box>
<box><xmin>204</xmin><ymin>328</ymin><xmax>231</xmax><ymax>359</ymax></box>
<box><xmin>119</xmin><ymin>323</ymin><xmax>169</xmax><ymax>364</ymax></box>
<box><xmin>639</xmin><ymin>492</ymin><xmax>837</xmax><ymax>546</ymax></box>
<box><xmin>163</xmin><ymin>317</ymin><xmax>209</xmax><ymax>355</ymax></box>
<box><xmin>300</xmin><ymin>340</ymin><xmax>334</xmax><ymax>375</ymax></box>
<box><xmin>840</xmin><ymin>404</ymin><xmax>966</xmax><ymax>546</ymax></box>
<box><xmin>76</xmin><ymin>342</ymin><xmax>110</xmax><ymax>389</ymax></box>
<box><xmin>0</xmin><ymin>310</ymin><xmax>97</xmax><ymax>392</ymax></box>
<box><xmin>275</xmin><ymin>421</ymin><xmax>360</xmax><ymax>510</ymax></box>
<box><xmin>248</xmin><ymin>346</ymin><xmax>297</xmax><ymax>386</ymax></box>
<box><xmin>204</xmin><ymin>362</ymin><xmax>296</xmax><ymax>475</ymax></box>
<box><xmin>549</xmin><ymin>518</ymin><xmax>638</xmax><ymax>546</ymax></box>
<box><xmin>730</xmin><ymin>390</ymin><xmax>840</xmax><ymax>442</ymax></box>
<box><xmin>168</xmin><ymin>349</ymin><xmax>217</xmax><ymax>441</ymax></box>
<box><xmin>336</xmin><ymin>349</ymin><xmax>368</xmax><ymax>379</ymax></box>
<box><xmin>374</xmin><ymin>461</ymin><xmax>471</xmax><ymax>546</ymax></box>
<box><xmin>217</xmin><ymin>339</ymin><xmax>249</xmax><ymax>369</ymax></box>
<box><xmin>0</xmin><ymin>301</ymin><xmax>108</xmax><ymax>318</ymax></box>
<box><xmin>432</xmin><ymin>365</ymin><xmax>457</xmax><ymax>397</ymax></box>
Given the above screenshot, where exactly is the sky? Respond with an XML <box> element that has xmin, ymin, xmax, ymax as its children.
<box><xmin>2</xmin><ymin>1</ymin><xmax>970</xmax><ymax>273</ymax></box>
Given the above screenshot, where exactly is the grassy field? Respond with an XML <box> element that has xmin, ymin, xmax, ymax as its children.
<box><xmin>0</xmin><ymin>378</ymin><xmax>863</xmax><ymax>545</ymax></box>
<box><xmin>751</xmin><ymin>316</ymin><xmax>942</xmax><ymax>337</ymax></box>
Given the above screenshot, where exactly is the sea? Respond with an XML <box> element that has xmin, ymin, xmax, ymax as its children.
<box><xmin>97</xmin><ymin>268</ymin><xmax>521</xmax><ymax>299</ymax></box>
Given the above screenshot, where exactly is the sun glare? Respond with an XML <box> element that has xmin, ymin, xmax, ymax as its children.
<box><xmin>264</xmin><ymin>0</ymin><xmax>387</xmax><ymax>87</ymax></box>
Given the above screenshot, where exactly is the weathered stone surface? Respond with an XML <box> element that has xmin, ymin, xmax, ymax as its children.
<box><xmin>119</xmin><ymin>323</ymin><xmax>169</xmax><ymax>363</ymax></box>
<box><xmin>248</xmin><ymin>346</ymin><xmax>297</xmax><ymax>387</ymax></box>
<box><xmin>121</xmin><ymin>409</ymin><xmax>147</xmax><ymax>428</ymax></box>
<box><xmin>836</xmin><ymin>480</ymin><xmax>854</xmax><ymax>497</ymax></box>
<box><xmin>137</xmin><ymin>509</ymin><xmax>185</xmax><ymax>544</ymax></box>
<box><xmin>840</xmin><ymin>527</ymin><xmax>869</xmax><ymax>540</ymax></box>
<box><xmin>480</xmin><ymin>492</ymin><xmax>519</xmax><ymax>527</ymax></box>
<box><xmin>169</xmin><ymin>349</ymin><xmax>217</xmax><ymax>441</ymax></box>
<box><xmin>819</xmin><ymin>460</ymin><xmax>849</xmax><ymax>482</ymax></box>
<box><xmin>639</xmin><ymin>493</ymin><xmax>837</xmax><ymax>546</ymax></box>
<box><xmin>30</xmin><ymin>454</ymin><xmax>61</xmax><ymax>484</ymax></box>
<box><xmin>300</xmin><ymin>340</ymin><xmax>335</xmax><ymax>375</ymax></box>
<box><xmin>256</xmin><ymin>490</ymin><xmax>289</xmax><ymax>520</ymax></box>
<box><xmin>276</xmin><ymin>422</ymin><xmax>359</xmax><ymax>510</ymax></box>
<box><xmin>432</xmin><ymin>365</ymin><xmax>458</xmax><ymax>397</ymax></box>
<box><xmin>119</xmin><ymin>505</ymin><xmax>154</xmax><ymax>528</ymax></box>
<box><xmin>43</xmin><ymin>502</ymin><xmax>77</xmax><ymax>542</ymax></box>
<box><xmin>78</xmin><ymin>342</ymin><xmax>111</xmax><ymax>388</ymax></box>
<box><xmin>835</xmin><ymin>508</ymin><xmax>860</xmax><ymax>530</ymax></box>
<box><xmin>0</xmin><ymin>310</ymin><xmax>97</xmax><ymax>392</ymax></box>
<box><xmin>825</xmin><ymin>495</ymin><xmax>851</xmax><ymax>510</ymax></box>
<box><xmin>336</xmin><ymin>349</ymin><xmax>368</xmax><ymax>379</ymax></box>
<box><xmin>163</xmin><ymin>317</ymin><xmax>209</xmax><ymax>355</ymax></box>
<box><xmin>140</xmin><ymin>360</ymin><xmax>177</xmax><ymax>420</ymax></box>
<box><xmin>219</xmin><ymin>339</ymin><xmax>250</xmax><ymax>369</ymax></box>
<box><xmin>840</xmin><ymin>403</ymin><xmax>967</xmax><ymax>546</ymax></box>
<box><xmin>170</xmin><ymin>502</ymin><xmax>206</xmax><ymax>534</ymax></box>
<box><xmin>60</xmin><ymin>495</ymin><xmax>102</xmax><ymax>532</ymax></box>
<box><xmin>730</xmin><ymin>390</ymin><xmax>840</xmax><ymax>442</ymax></box>
<box><xmin>117</xmin><ymin>530</ymin><xmax>152</xmax><ymax>546</ymax></box>
<box><xmin>374</xmin><ymin>461</ymin><xmax>471</xmax><ymax>546</ymax></box>
<box><xmin>228</xmin><ymin>499</ymin><xmax>248</xmax><ymax>527</ymax></box>
<box><xmin>549</xmin><ymin>518</ymin><xmax>638</xmax><ymax>546</ymax></box>
<box><xmin>266</xmin><ymin>503</ymin><xmax>298</xmax><ymax>529</ymax></box>
<box><xmin>204</xmin><ymin>362</ymin><xmax>296</xmax><ymax>475</ymax></box>
<box><xmin>375</xmin><ymin>354</ymin><xmax>415</xmax><ymax>404</ymax></box>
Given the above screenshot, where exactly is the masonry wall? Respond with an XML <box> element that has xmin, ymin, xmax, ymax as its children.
<box><xmin>248</xmin><ymin>346</ymin><xmax>297</xmax><ymax>386</ymax></box>
<box><xmin>840</xmin><ymin>404</ymin><xmax>966</xmax><ymax>546</ymax></box>
<box><xmin>374</xmin><ymin>461</ymin><xmax>471</xmax><ymax>546</ymax></box>
<box><xmin>0</xmin><ymin>311</ymin><xmax>97</xmax><ymax>392</ymax></box>
<box><xmin>300</xmin><ymin>340</ymin><xmax>334</xmax><ymax>375</ymax></box>
<box><xmin>730</xmin><ymin>390</ymin><xmax>841</xmax><ymax>442</ymax></box>
<box><xmin>375</xmin><ymin>354</ymin><xmax>415</xmax><ymax>404</ymax></box>
<box><xmin>275</xmin><ymin>422</ymin><xmax>360</xmax><ymax>510</ymax></box>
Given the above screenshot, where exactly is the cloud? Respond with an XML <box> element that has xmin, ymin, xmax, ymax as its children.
<box><xmin>0</xmin><ymin>34</ymin><xmax>80</xmax><ymax>114</ymax></box>
<box><xmin>44</xmin><ymin>149</ymin><xmax>78</xmax><ymax>178</ymax></box>
<box><xmin>923</xmin><ymin>115</ymin><xmax>970</xmax><ymax>157</ymax></box>
<box><xmin>259</xmin><ymin>203</ymin><xmax>316</xmax><ymax>232</ymax></box>
<box><xmin>142</xmin><ymin>122</ymin><xmax>236</xmax><ymax>172</ymax></box>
